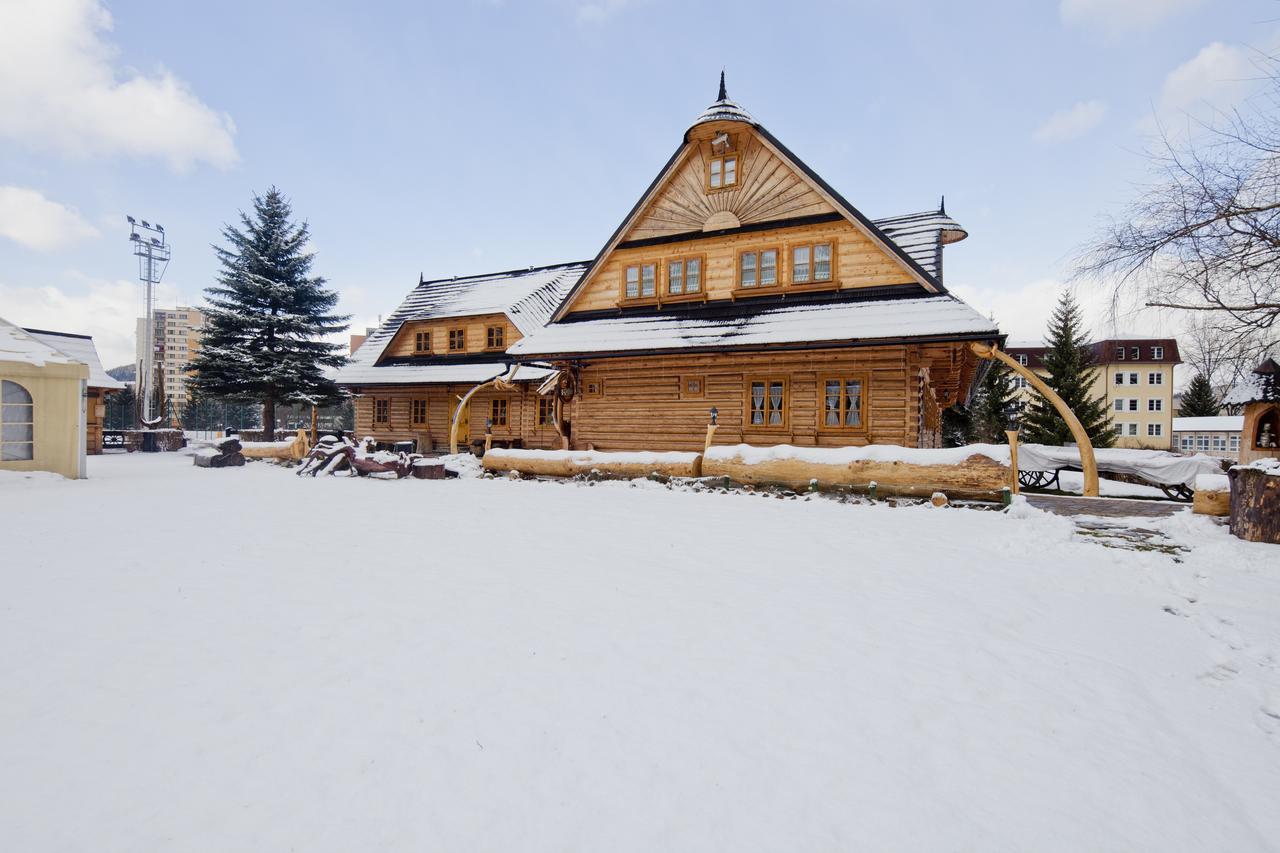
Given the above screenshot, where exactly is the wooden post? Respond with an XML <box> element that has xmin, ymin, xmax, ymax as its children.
<box><xmin>1005</xmin><ymin>429</ymin><xmax>1020</xmax><ymax>495</ymax></box>
<box><xmin>310</xmin><ymin>405</ymin><xmax>318</xmax><ymax>448</ymax></box>
<box><xmin>704</xmin><ymin>406</ymin><xmax>719</xmax><ymax>452</ymax></box>
<box><xmin>969</xmin><ymin>341</ymin><xmax>1099</xmax><ymax>498</ymax></box>
<box><xmin>484</xmin><ymin>419</ymin><xmax>493</xmax><ymax>454</ymax></box>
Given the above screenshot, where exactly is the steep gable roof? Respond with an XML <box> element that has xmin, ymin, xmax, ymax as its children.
<box><xmin>0</xmin><ymin>316</ymin><xmax>79</xmax><ymax>368</ymax></box>
<box><xmin>552</xmin><ymin>79</ymin><xmax>960</xmax><ymax>321</ymax></box>
<box><xmin>334</xmin><ymin>261</ymin><xmax>586</xmax><ymax>386</ymax></box>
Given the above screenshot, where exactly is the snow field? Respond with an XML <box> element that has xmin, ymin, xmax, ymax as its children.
<box><xmin>0</xmin><ymin>452</ymin><xmax>1277</xmax><ymax>852</ymax></box>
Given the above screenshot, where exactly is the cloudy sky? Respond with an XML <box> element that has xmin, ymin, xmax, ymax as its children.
<box><xmin>0</xmin><ymin>0</ymin><xmax>1274</xmax><ymax>369</ymax></box>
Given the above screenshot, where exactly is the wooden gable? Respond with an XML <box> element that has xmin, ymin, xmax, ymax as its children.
<box><xmin>556</xmin><ymin>118</ymin><xmax>939</xmax><ymax>319</ymax></box>
<box><xmin>626</xmin><ymin>123</ymin><xmax>838</xmax><ymax>240</ymax></box>
<box><xmin>378</xmin><ymin>312</ymin><xmax>519</xmax><ymax>360</ymax></box>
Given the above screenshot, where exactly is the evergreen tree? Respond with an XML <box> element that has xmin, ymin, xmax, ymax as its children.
<box><xmin>970</xmin><ymin>362</ymin><xmax>1017</xmax><ymax>444</ymax></box>
<box><xmin>1179</xmin><ymin>373</ymin><xmax>1220</xmax><ymax>417</ymax></box>
<box><xmin>190</xmin><ymin>187</ymin><xmax>348</xmax><ymax>434</ymax></box>
<box><xmin>1021</xmin><ymin>291</ymin><xmax>1115</xmax><ymax>447</ymax></box>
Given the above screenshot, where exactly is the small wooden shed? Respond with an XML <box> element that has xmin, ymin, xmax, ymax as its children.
<box><xmin>25</xmin><ymin>329</ymin><xmax>125</xmax><ymax>455</ymax></box>
<box><xmin>0</xmin><ymin>316</ymin><xmax>89</xmax><ymax>479</ymax></box>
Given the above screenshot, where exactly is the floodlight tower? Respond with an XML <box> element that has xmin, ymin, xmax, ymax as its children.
<box><xmin>127</xmin><ymin>217</ymin><xmax>171</xmax><ymax>426</ymax></box>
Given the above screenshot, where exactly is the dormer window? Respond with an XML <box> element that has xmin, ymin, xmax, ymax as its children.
<box><xmin>486</xmin><ymin>326</ymin><xmax>505</xmax><ymax>349</ymax></box>
<box><xmin>708</xmin><ymin>154</ymin><xmax>737</xmax><ymax>190</ymax></box>
<box><xmin>1152</xmin><ymin>345</ymin><xmax>1164</xmax><ymax>359</ymax></box>
<box><xmin>414</xmin><ymin>331</ymin><xmax>431</xmax><ymax>353</ymax></box>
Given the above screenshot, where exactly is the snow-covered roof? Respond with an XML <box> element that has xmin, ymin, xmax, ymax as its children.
<box><xmin>337</xmin><ymin>360</ymin><xmax>555</xmax><ymax>388</ymax></box>
<box><xmin>335</xmin><ymin>262</ymin><xmax>586</xmax><ymax>387</ymax></box>
<box><xmin>1222</xmin><ymin>359</ymin><xmax>1279</xmax><ymax>406</ymax></box>
<box><xmin>692</xmin><ymin>72</ymin><xmax>755</xmax><ymax>126</ymax></box>
<box><xmin>0</xmin><ymin>315</ymin><xmax>78</xmax><ymax>368</ymax></box>
<box><xmin>872</xmin><ymin>210</ymin><xmax>968</xmax><ymax>280</ymax></box>
<box><xmin>24</xmin><ymin>329</ymin><xmax>125</xmax><ymax>389</ymax></box>
<box><xmin>511</xmin><ymin>293</ymin><xmax>999</xmax><ymax>357</ymax></box>
<box><xmin>1171</xmin><ymin>416</ymin><xmax>1243</xmax><ymax>433</ymax></box>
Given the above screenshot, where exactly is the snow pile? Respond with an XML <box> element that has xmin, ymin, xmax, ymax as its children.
<box><xmin>1235</xmin><ymin>456</ymin><xmax>1280</xmax><ymax>474</ymax></box>
<box><xmin>2</xmin><ymin>453</ymin><xmax>1278</xmax><ymax>850</ymax></box>
<box><xmin>1196</xmin><ymin>473</ymin><xmax>1231</xmax><ymax>492</ymax></box>
<box><xmin>705</xmin><ymin>442</ymin><xmax>1010</xmax><ymax>466</ymax></box>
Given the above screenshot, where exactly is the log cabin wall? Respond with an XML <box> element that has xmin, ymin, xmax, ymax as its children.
<box><xmin>86</xmin><ymin>388</ymin><xmax>106</xmax><ymax>455</ymax></box>
<box><xmin>352</xmin><ymin>384</ymin><xmax>561</xmax><ymax>451</ymax></box>
<box><xmin>561</xmin><ymin>343</ymin><xmax>965</xmax><ymax>452</ymax></box>
<box><xmin>565</xmin><ymin>218</ymin><xmax>912</xmax><ymax>315</ymax></box>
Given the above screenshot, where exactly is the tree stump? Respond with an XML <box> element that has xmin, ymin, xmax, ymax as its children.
<box><xmin>1228</xmin><ymin>464</ymin><xmax>1280</xmax><ymax>544</ymax></box>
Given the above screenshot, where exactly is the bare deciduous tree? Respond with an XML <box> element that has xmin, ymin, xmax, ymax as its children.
<box><xmin>1078</xmin><ymin>54</ymin><xmax>1280</xmax><ymax>363</ymax></box>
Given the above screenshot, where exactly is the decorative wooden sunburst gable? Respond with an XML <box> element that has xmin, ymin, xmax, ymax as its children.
<box><xmin>625</xmin><ymin>123</ymin><xmax>838</xmax><ymax>241</ymax></box>
<box><xmin>552</xmin><ymin>77</ymin><xmax>942</xmax><ymax>321</ymax></box>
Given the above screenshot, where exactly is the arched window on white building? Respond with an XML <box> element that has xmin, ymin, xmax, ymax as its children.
<box><xmin>1</xmin><ymin>380</ymin><xmax>34</xmax><ymax>461</ymax></box>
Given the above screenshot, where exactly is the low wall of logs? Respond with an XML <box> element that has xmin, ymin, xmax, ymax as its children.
<box><xmin>700</xmin><ymin>451</ymin><xmax>1010</xmax><ymax>500</ymax></box>
<box><xmin>482</xmin><ymin>448</ymin><xmax>703</xmax><ymax>479</ymax></box>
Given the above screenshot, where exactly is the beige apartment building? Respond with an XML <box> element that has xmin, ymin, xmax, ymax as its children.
<box><xmin>135</xmin><ymin>306</ymin><xmax>204</xmax><ymax>408</ymax></box>
<box><xmin>1007</xmin><ymin>338</ymin><xmax>1179</xmax><ymax>450</ymax></box>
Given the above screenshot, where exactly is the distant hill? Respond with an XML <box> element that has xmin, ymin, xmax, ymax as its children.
<box><xmin>107</xmin><ymin>364</ymin><xmax>136</xmax><ymax>382</ymax></box>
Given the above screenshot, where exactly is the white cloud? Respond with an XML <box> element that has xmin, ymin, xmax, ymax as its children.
<box><xmin>0</xmin><ymin>0</ymin><xmax>237</xmax><ymax>171</ymax></box>
<box><xmin>1151</xmin><ymin>41</ymin><xmax>1262</xmax><ymax>130</ymax></box>
<box><xmin>1060</xmin><ymin>0</ymin><xmax>1203</xmax><ymax>35</ymax></box>
<box><xmin>1033</xmin><ymin>100</ymin><xmax>1107</xmax><ymax>143</ymax></box>
<box><xmin>0</xmin><ymin>275</ymin><xmax>186</xmax><ymax>368</ymax></box>
<box><xmin>0</xmin><ymin>186</ymin><xmax>100</xmax><ymax>251</ymax></box>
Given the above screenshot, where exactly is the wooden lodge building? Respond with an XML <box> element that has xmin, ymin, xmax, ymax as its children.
<box><xmin>340</xmin><ymin>78</ymin><xmax>1001</xmax><ymax>452</ymax></box>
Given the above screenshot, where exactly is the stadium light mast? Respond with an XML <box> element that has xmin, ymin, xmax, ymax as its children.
<box><xmin>127</xmin><ymin>216</ymin><xmax>171</xmax><ymax>427</ymax></box>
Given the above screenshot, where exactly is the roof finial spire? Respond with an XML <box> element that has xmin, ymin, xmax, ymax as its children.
<box><xmin>718</xmin><ymin>69</ymin><xmax>727</xmax><ymax>102</ymax></box>
<box><xmin>939</xmin><ymin>195</ymin><xmax>946</xmax><ymax>215</ymax></box>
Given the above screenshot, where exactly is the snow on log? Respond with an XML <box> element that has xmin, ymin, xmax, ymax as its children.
<box><xmin>1193</xmin><ymin>474</ymin><xmax>1231</xmax><ymax>517</ymax></box>
<box><xmin>193</xmin><ymin>439</ymin><xmax>245</xmax><ymax>469</ymax></box>
<box><xmin>701</xmin><ymin>443</ymin><xmax>1011</xmax><ymax>499</ymax></box>
<box><xmin>1228</xmin><ymin>459</ymin><xmax>1280</xmax><ymax>543</ymax></box>
<box><xmin>482</xmin><ymin>448</ymin><xmax>703</xmax><ymax>479</ymax></box>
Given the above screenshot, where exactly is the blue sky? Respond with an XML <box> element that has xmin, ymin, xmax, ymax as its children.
<box><xmin>0</xmin><ymin>0</ymin><xmax>1274</xmax><ymax>367</ymax></box>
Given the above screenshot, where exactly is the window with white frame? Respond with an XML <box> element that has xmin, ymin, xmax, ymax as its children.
<box><xmin>1197</xmin><ymin>435</ymin><xmax>1210</xmax><ymax>451</ymax></box>
<box><xmin>1148</xmin><ymin>423</ymin><xmax>1162</xmax><ymax>436</ymax></box>
<box><xmin>1148</xmin><ymin>372</ymin><xmax>1163</xmax><ymax>385</ymax></box>
<box><xmin>1128</xmin><ymin>372</ymin><xmax>1139</xmax><ymax>384</ymax></box>
<box><xmin>1116</xmin><ymin>347</ymin><xmax>1126</xmax><ymax>360</ymax></box>
<box><xmin>1130</xmin><ymin>347</ymin><xmax>1140</xmax><ymax>360</ymax></box>
<box><xmin>1148</xmin><ymin>399</ymin><xmax>1163</xmax><ymax>411</ymax></box>
<box><xmin>1114</xmin><ymin>423</ymin><xmax>1125</xmax><ymax>436</ymax></box>
<box><xmin>1212</xmin><ymin>436</ymin><xmax>1226</xmax><ymax>451</ymax></box>
<box><xmin>1114</xmin><ymin>398</ymin><xmax>1124</xmax><ymax>411</ymax></box>
<box><xmin>1127</xmin><ymin>423</ymin><xmax>1138</xmax><ymax>436</ymax></box>
<box><xmin>1180</xmin><ymin>436</ymin><xmax>1194</xmax><ymax>451</ymax></box>
<box><xmin>1016</xmin><ymin>354</ymin><xmax>1028</xmax><ymax>366</ymax></box>
<box><xmin>1230</xmin><ymin>435</ymin><xmax>1240</xmax><ymax>452</ymax></box>
<box><xmin>1</xmin><ymin>380</ymin><xmax>34</xmax><ymax>461</ymax></box>
<box><xmin>1152</xmin><ymin>346</ymin><xmax>1164</xmax><ymax>359</ymax></box>
<box><xmin>1115</xmin><ymin>373</ymin><xmax>1125</xmax><ymax>385</ymax></box>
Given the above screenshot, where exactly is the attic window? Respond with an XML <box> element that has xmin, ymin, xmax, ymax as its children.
<box><xmin>624</xmin><ymin>263</ymin><xmax>657</xmax><ymax>300</ymax></box>
<box><xmin>708</xmin><ymin>154</ymin><xmax>737</xmax><ymax>190</ymax></box>
<box><xmin>791</xmin><ymin>243</ymin><xmax>834</xmax><ymax>285</ymax></box>
<box><xmin>667</xmin><ymin>257</ymin><xmax>702</xmax><ymax>296</ymax></box>
<box><xmin>486</xmin><ymin>326</ymin><xmax>505</xmax><ymax>349</ymax></box>
<box><xmin>414</xmin><ymin>331</ymin><xmax>431</xmax><ymax>353</ymax></box>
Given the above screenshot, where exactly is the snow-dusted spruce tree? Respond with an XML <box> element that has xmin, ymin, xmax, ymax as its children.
<box><xmin>969</xmin><ymin>362</ymin><xmax>1017</xmax><ymax>444</ymax></box>
<box><xmin>1179</xmin><ymin>373</ymin><xmax>1220</xmax><ymax>417</ymax></box>
<box><xmin>1021</xmin><ymin>291</ymin><xmax>1114</xmax><ymax>448</ymax></box>
<box><xmin>190</xmin><ymin>188</ymin><xmax>348</xmax><ymax>435</ymax></box>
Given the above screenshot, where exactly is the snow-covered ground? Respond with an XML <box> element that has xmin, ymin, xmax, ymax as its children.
<box><xmin>2</xmin><ymin>452</ymin><xmax>1278</xmax><ymax>852</ymax></box>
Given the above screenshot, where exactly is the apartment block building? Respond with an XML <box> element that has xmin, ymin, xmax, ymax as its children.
<box><xmin>1007</xmin><ymin>337</ymin><xmax>1180</xmax><ymax>449</ymax></box>
<box><xmin>135</xmin><ymin>306</ymin><xmax>204</xmax><ymax>407</ymax></box>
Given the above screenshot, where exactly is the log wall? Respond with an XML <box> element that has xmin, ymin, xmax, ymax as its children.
<box><xmin>352</xmin><ymin>383</ymin><xmax>561</xmax><ymax>451</ymax></box>
<box><xmin>562</xmin><ymin>343</ymin><xmax>967</xmax><ymax>452</ymax></box>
